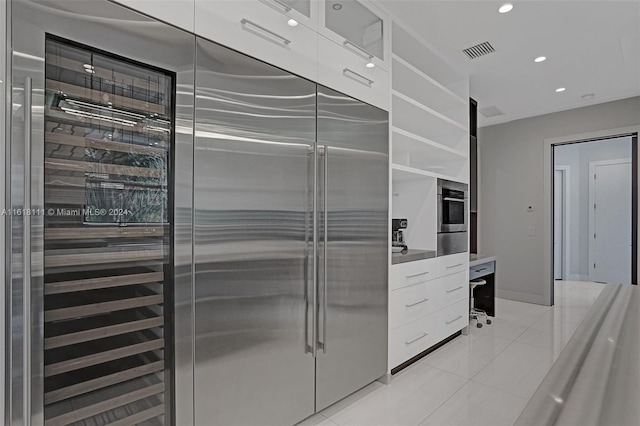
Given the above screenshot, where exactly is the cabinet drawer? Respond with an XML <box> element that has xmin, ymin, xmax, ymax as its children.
<box><xmin>390</xmin><ymin>281</ymin><xmax>438</xmax><ymax>330</ymax></box>
<box><xmin>390</xmin><ymin>258</ymin><xmax>437</xmax><ymax>290</ymax></box>
<box><xmin>470</xmin><ymin>261</ymin><xmax>495</xmax><ymax>280</ymax></box>
<box><xmin>195</xmin><ymin>0</ymin><xmax>318</xmax><ymax>81</ymax></box>
<box><xmin>437</xmin><ymin>299</ymin><xmax>469</xmax><ymax>341</ymax></box>
<box><xmin>317</xmin><ymin>36</ymin><xmax>389</xmax><ymax>110</ymax></box>
<box><xmin>438</xmin><ymin>252</ymin><xmax>468</xmax><ymax>277</ymax></box>
<box><xmin>389</xmin><ymin>314</ymin><xmax>437</xmax><ymax>369</ymax></box>
<box><xmin>439</xmin><ymin>271</ymin><xmax>469</xmax><ymax>307</ymax></box>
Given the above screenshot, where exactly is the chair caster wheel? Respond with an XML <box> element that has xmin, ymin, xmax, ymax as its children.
<box><xmin>476</xmin><ymin>323</ymin><xmax>483</xmax><ymax>328</ymax></box>
<box><xmin>486</xmin><ymin>319</ymin><xmax>492</xmax><ymax>325</ymax></box>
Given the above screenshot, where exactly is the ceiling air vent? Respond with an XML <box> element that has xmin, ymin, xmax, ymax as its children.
<box><xmin>463</xmin><ymin>41</ymin><xmax>495</xmax><ymax>59</ymax></box>
<box><xmin>479</xmin><ymin>106</ymin><xmax>505</xmax><ymax>118</ymax></box>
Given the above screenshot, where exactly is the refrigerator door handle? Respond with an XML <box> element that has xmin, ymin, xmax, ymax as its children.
<box><xmin>318</xmin><ymin>146</ymin><xmax>328</xmax><ymax>353</ymax></box>
<box><xmin>310</xmin><ymin>144</ymin><xmax>318</xmax><ymax>357</ymax></box>
<box><xmin>23</xmin><ymin>76</ymin><xmax>33</xmax><ymax>425</ymax></box>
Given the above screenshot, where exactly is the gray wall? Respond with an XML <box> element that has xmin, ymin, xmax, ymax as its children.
<box><xmin>1</xmin><ymin>0</ymin><xmax>6</xmax><ymax>417</ymax></box>
<box><xmin>478</xmin><ymin>96</ymin><xmax>640</xmax><ymax>304</ymax></box>
<box><xmin>555</xmin><ymin>136</ymin><xmax>632</xmax><ymax>279</ymax></box>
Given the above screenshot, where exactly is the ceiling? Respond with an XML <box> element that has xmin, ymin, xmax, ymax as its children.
<box><xmin>381</xmin><ymin>0</ymin><xmax>640</xmax><ymax>127</ymax></box>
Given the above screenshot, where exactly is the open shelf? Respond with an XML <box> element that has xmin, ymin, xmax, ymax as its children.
<box><xmin>392</xmin><ymin>127</ymin><xmax>468</xmax><ymax>183</ymax></box>
<box><xmin>392</xmin><ymin>92</ymin><xmax>468</xmax><ymax>150</ymax></box>
<box><xmin>392</xmin><ymin>55</ymin><xmax>468</xmax><ymax>126</ymax></box>
<box><xmin>392</xmin><ymin>22</ymin><xmax>468</xmax><ymax>100</ymax></box>
<box><xmin>392</xmin><ymin>163</ymin><xmax>469</xmax><ymax>185</ymax></box>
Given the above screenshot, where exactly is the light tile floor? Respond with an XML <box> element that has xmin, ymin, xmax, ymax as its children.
<box><xmin>300</xmin><ymin>280</ymin><xmax>605</xmax><ymax>426</ymax></box>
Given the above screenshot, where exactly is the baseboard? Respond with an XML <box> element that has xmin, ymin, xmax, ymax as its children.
<box><xmin>495</xmin><ymin>289</ymin><xmax>549</xmax><ymax>306</ymax></box>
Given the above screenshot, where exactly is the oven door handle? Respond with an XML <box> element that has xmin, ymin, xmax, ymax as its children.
<box><xmin>443</xmin><ymin>197</ymin><xmax>465</xmax><ymax>202</ymax></box>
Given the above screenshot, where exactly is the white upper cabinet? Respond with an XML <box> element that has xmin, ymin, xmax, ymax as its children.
<box><xmin>194</xmin><ymin>0</ymin><xmax>319</xmax><ymax>81</ymax></box>
<box><xmin>113</xmin><ymin>0</ymin><xmax>195</xmax><ymax>32</ymax></box>
<box><xmin>318</xmin><ymin>0</ymin><xmax>390</xmax><ymax>71</ymax></box>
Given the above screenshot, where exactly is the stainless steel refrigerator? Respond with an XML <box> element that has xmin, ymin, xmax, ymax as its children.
<box><xmin>5</xmin><ymin>1</ymin><xmax>388</xmax><ymax>425</ymax></box>
<box><xmin>193</xmin><ymin>40</ymin><xmax>389</xmax><ymax>425</ymax></box>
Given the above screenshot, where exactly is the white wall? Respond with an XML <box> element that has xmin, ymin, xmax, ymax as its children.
<box><xmin>555</xmin><ymin>136</ymin><xmax>632</xmax><ymax>279</ymax></box>
<box><xmin>479</xmin><ymin>96</ymin><xmax>640</xmax><ymax>304</ymax></box>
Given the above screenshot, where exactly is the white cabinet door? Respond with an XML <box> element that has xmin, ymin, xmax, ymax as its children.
<box><xmin>318</xmin><ymin>0</ymin><xmax>389</xmax><ymax>70</ymax></box>
<box><xmin>195</xmin><ymin>0</ymin><xmax>318</xmax><ymax>81</ymax></box>
<box><xmin>113</xmin><ymin>0</ymin><xmax>195</xmax><ymax>31</ymax></box>
<box><xmin>439</xmin><ymin>271</ymin><xmax>468</xmax><ymax>307</ymax></box>
<box><xmin>437</xmin><ymin>252</ymin><xmax>468</xmax><ymax>277</ymax></box>
<box><xmin>389</xmin><ymin>313</ymin><xmax>437</xmax><ymax>368</ymax></box>
<box><xmin>390</xmin><ymin>258</ymin><xmax>437</xmax><ymax>290</ymax></box>
<box><xmin>437</xmin><ymin>299</ymin><xmax>469</xmax><ymax>341</ymax></box>
<box><xmin>389</xmin><ymin>281</ymin><xmax>438</xmax><ymax>330</ymax></box>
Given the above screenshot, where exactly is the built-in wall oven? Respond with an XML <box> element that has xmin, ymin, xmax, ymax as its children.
<box><xmin>437</xmin><ymin>179</ymin><xmax>469</xmax><ymax>256</ymax></box>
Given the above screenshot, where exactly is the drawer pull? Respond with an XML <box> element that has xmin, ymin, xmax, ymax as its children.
<box><xmin>446</xmin><ymin>263</ymin><xmax>464</xmax><ymax>269</ymax></box>
<box><xmin>474</xmin><ymin>267</ymin><xmax>488</xmax><ymax>273</ymax></box>
<box><xmin>343</xmin><ymin>40</ymin><xmax>375</xmax><ymax>60</ymax></box>
<box><xmin>265</xmin><ymin>0</ymin><xmax>292</xmax><ymax>12</ymax></box>
<box><xmin>405</xmin><ymin>332</ymin><xmax>428</xmax><ymax>345</ymax></box>
<box><xmin>406</xmin><ymin>271</ymin><xmax>429</xmax><ymax>279</ymax></box>
<box><xmin>405</xmin><ymin>298</ymin><xmax>429</xmax><ymax>308</ymax></box>
<box><xmin>343</xmin><ymin>68</ymin><xmax>374</xmax><ymax>87</ymax></box>
<box><xmin>446</xmin><ymin>286</ymin><xmax>464</xmax><ymax>293</ymax></box>
<box><xmin>241</xmin><ymin>18</ymin><xmax>291</xmax><ymax>45</ymax></box>
<box><xmin>446</xmin><ymin>315</ymin><xmax>463</xmax><ymax>325</ymax></box>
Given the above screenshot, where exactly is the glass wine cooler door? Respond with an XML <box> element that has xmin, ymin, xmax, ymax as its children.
<box><xmin>42</xmin><ymin>37</ymin><xmax>173</xmax><ymax>425</ymax></box>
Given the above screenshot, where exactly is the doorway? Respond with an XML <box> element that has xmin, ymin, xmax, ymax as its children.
<box><xmin>552</xmin><ymin>134</ymin><xmax>637</xmax><ymax>296</ymax></box>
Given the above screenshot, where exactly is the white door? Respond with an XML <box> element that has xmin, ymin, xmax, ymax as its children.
<box><xmin>590</xmin><ymin>160</ymin><xmax>632</xmax><ymax>283</ymax></box>
<box><xmin>554</xmin><ymin>170</ymin><xmax>564</xmax><ymax>279</ymax></box>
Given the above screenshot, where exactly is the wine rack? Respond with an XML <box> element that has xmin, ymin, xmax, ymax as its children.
<box><xmin>43</xmin><ymin>37</ymin><xmax>173</xmax><ymax>426</ymax></box>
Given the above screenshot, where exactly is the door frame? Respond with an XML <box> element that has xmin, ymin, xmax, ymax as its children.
<box><xmin>545</xmin><ymin>126</ymin><xmax>639</xmax><ymax>306</ymax></box>
<box><xmin>554</xmin><ymin>166</ymin><xmax>571</xmax><ymax>280</ymax></box>
<box><xmin>588</xmin><ymin>158</ymin><xmax>632</xmax><ymax>282</ymax></box>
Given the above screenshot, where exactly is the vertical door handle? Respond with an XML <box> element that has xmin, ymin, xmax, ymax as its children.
<box><xmin>23</xmin><ymin>76</ymin><xmax>33</xmax><ymax>425</ymax></box>
<box><xmin>310</xmin><ymin>144</ymin><xmax>318</xmax><ymax>357</ymax></box>
<box><xmin>320</xmin><ymin>146</ymin><xmax>328</xmax><ymax>353</ymax></box>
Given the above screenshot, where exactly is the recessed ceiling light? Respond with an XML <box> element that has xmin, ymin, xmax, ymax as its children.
<box><xmin>287</xmin><ymin>19</ymin><xmax>298</xmax><ymax>27</ymax></box>
<box><xmin>366</xmin><ymin>62</ymin><xmax>375</xmax><ymax>68</ymax></box>
<box><xmin>498</xmin><ymin>3</ymin><xmax>513</xmax><ymax>14</ymax></box>
<box><xmin>581</xmin><ymin>93</ymin><xmax>595</xmax><ymax>100</ymax></box>
<box><xmin>555</xmin><ymin>87</ymin><xmax>566</xmax><ymax>93</ymax></box>
<box><xmin>332</xmin><ymin>3</ymin><xmax>342</xmax><ymax>10</ymax></box>
<box><xmin>534</xmin><ymin>56</ymin><xmax>547</xmax><ymax>63</ymax></box>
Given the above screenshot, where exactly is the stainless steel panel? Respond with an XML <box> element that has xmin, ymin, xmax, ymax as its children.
<box><xmin>315</xmin><ymin>86</ymin><xmax>389</xmax><ymax>411</ymax></box>
<box><xmin>8</xmin><ymin>1</ymin><xmax>195</xmax><ymax>424</ymax></box>
<box><xmin>193</xmin><ymin>38</ymin><xmax>316</xmax><ymax>426</ymax></box>
<box><xmin>437</xmin><ymin>232</ymin><xmax>469</xmax><ymax>256</ymax></box>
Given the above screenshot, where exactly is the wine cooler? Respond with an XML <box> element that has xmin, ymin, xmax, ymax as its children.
<box><xmin>42</xmin><ymin>37</ymin><xmax>172</xmax><ymax>425</ymax></box>
<box><xmin>6</xmin><ymin>1</ymin><xmax>195</xmax><ymax>425</ymax></box>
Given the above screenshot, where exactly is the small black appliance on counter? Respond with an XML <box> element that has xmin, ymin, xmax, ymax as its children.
<box><xmin>392</xmin><ymin>218</ymin><xmax>408</xmax><ymax>252</ymax></box>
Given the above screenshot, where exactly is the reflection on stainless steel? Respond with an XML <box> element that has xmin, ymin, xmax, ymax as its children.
<box><xmin>193</xmin><ymin>38</ymin><xmax>316</xmax><ymax>426</ymax></box>
<box><xmin>516</xmin><ymin>284</ymin><xmax>640</xmax><ymax>426</ymax></box>
<box><xmin>315</xmin><ymin>85</ymin><xmax>389</xmax><ymax>411</ymax></box>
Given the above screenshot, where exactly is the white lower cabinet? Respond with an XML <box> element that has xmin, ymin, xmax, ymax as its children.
<box><xmin>389</xmin><ymin>280</ymin><xmax>438</xmax><ymax>330</ymax></box>
<box><xmin>439</xmin><ymin>271</ymin><xmax>468</xmax><ymax>307</ymax></box>
<box><xmin>317</xmin><ymin>36</ymin><xmax>389</xmax><ymax>110</ymax></box>
<box><xmin>437</xmin><ymin>299</ymin><xmax>469</xmax><ymax>341</ymax></box>
<box><xmin>389</xmin><ymin>313</ymin><xmax>437</xmax><ymax>368</ymax></box>
<box><xmin>195</xmin><ymin>0</ymin><xmax>318</xmax><ymax>81</ymax></box>
<box><xmin>389</xmin><ymin>256</ymin><xmax>469</xmax><ymax>371</ymax></box>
